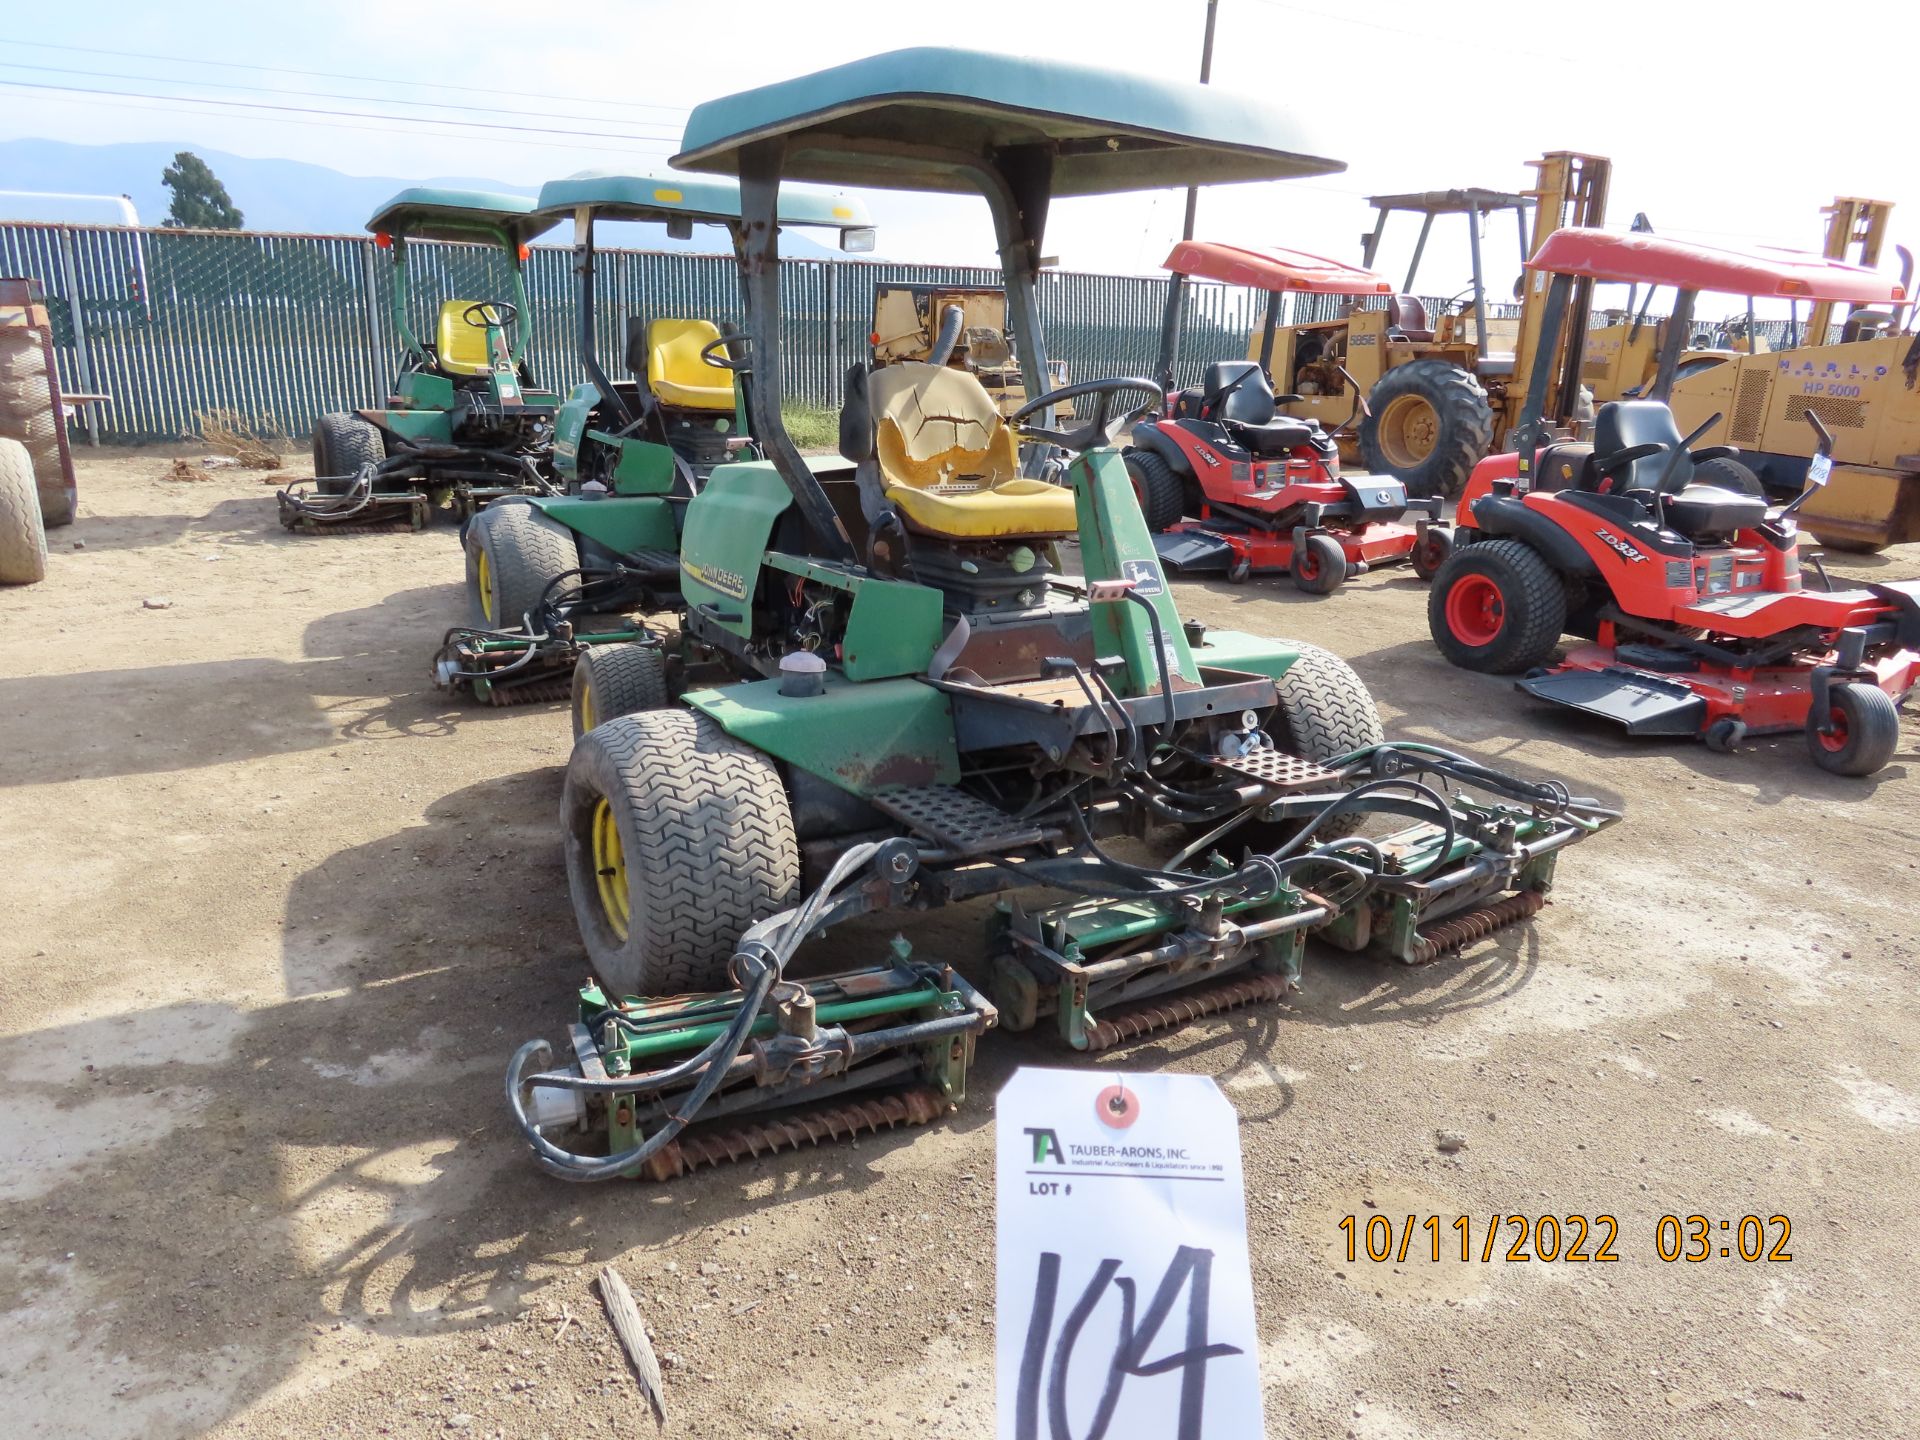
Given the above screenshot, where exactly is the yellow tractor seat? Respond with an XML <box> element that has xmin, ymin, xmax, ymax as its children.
<box><xmin>648</xmin><ymin>319</ymin><xmax>736</xmax><ymax>411</ymax></box>
<box><xmin>869</xmin><ymin>363</ymin><xmax>1077</xmax><ymax>540</ymax></box>
<box><xmin>436</xmin><ymin>300</ymin><xmax>501</xmax><ymax>378</ymax></box>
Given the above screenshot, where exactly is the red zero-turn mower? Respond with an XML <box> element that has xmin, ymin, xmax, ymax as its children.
<box><xmin>1430</xmin><ymin>228</ymin><xmax>1919</xmax><ymax>775</ymax></box>
<box><xmin>1127</xmin><ymin>241</ymin><xmax>1452</xmax><ymax>593</ymax></box>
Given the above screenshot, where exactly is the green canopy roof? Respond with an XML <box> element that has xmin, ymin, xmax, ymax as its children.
<box><xmin>673</xmin><ymin>47</ymin><xmax>1342</xmax><ymax>196</ymax></box>
<box><xmin>365</xmin><ymin>187</ymin><xmax>559</xmax><ymax>247</ymax></box>
<box><xmin>533</xmin><ymin>170</ymin><xmax>871</xmax><ymax>228</ymax></box>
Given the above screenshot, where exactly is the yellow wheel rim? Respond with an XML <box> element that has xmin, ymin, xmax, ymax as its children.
<box><xmin>1378</xmin><ymin>393</ymin><xmax>1440</xmax><ymax>468</ymax></box>
<box><xmin>579</xmin><ymin>677</ymin><xmax>598</xmax><ymax>733</ymax></box>
<box><xmin>591</xmin><ymin>796</ymin><xmax>630</xmax><ymax>942</ymax></box>
<box><xmin>476</xmin><ymin>547</ymin><xmax>495</xmax><ymax>623</ymax></box>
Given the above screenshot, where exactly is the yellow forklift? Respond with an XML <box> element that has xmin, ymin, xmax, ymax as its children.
<box><xmin>1662</xmin><ymin>197</ymin><xmax>1918</xmax><ymax>551</ymax></box>
<box><xmin>1259</xmin><ymin>152</ymin><xmax>1610</xmax><ymax>497</ymax></box>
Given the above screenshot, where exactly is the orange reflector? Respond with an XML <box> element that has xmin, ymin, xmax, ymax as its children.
<box><xmin>374</xmin><ymin>232</ymin><xmax>392</xmax><ymax>249</ymax></box>
<box><xmin>518</xmin><ymin>244</ymin><xmax>530</xmax><ymax>262</ymax></box>
<box><xmin>1778</xmin><ymin>279</ymin><xmax>1810</xmax><ymax>296</ymax></box>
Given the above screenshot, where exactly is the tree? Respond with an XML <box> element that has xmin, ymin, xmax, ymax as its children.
<box><xmin>161</xmin><ymin>152</ymin><xmax>245</xmax><ymax>230</ymax></box>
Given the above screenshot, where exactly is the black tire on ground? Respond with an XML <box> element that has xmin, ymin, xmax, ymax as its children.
<box><xmin>310</xmin><ymin>412</ymin><xmax>386</xmax><ymax>496</ymax></box>
<box><xmin>0</xmin><ymin>438</ymin><xmax>48</xmax><ymax>585</ymax></box>
<box><xmin>1236</xmin><ymin>641</ymin><xmax>1386</xmax><ymax>850</ymax></box>
<box><xmin>1290</xmin><ymin>532</ymin><xmax>1347</xmax><ymax>595</ymax></box>
<box><xmin>465</xmin><ymin>501</ymin><xmax>579</xmax><ymax>627</ymax></box>
<box><xmin>0</xmin><ymin>329</ymin><xmax>74</xmax><ymax>526</ymax></box>
<box><xmin>571</xmin><ymin>643</ymin><xmax>670</xmax><ymax>740</ymax></box>
<box><xmin>1692</xmin><ymin>456</ymin><xmax>1764</xmax><ymax>497</ymax></box>
<box><xmin>562</xmin><ymin>708</ymin><xmax>800</xmax><ymax>995</ymax></box>
<box><xmin>1359</xmin><ymin>360</ymin><xmax>1495</xmax><ymax>500</ymax></box>
<box><xmin>1428</xmin><ymin>537</ymin><xmax>1568</xmax><ymax>674</ymax></box>
<box><xmin>1806</xmin><ymin>684</ymin><xmax>1900</xmax><ymax>777</ymax></box>
<box><xmin>1123</xmin><ymin>449</ymin><xmax>1187</xmax><ymax>532</ymax></box>
<box><xmin>1411</xmin><ymin>525</ymin><xmax>1453</xmax><ymax>582</ymax></box>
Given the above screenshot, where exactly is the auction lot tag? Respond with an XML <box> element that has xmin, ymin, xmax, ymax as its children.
<box><xmin>995</xmin><ymin>1067</ymin><xmax>1263</xmax><ymax>1440</ymax></box>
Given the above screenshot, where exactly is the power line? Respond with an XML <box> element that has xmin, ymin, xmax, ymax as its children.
<box><xmin>0</xmin><ymin>37</ymin><xmax>693</xmax><ymax>116</ymax></box>
<box><xmin>0</xmin><ymin>87</ymin><xmax>677</xmax><ymax>158</ymax></box>
<box><xmin>0</xmin><ymin>77</ymin><xmax>680</xmax><ymax>142</ymax></box>
<box><xmin>0</xmin><ymin>59</ymin><xmax>685</xmax><ymax>134</ymax></box>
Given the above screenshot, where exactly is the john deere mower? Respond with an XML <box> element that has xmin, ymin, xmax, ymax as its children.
<box><xmin>432</xmin><ymin>171</ymin><xmax>874</xmax><ymax>708</ymax></box>
<box><xmin>1429</xmin><ymin>228</ymin><xmax>1918</xmax><ymax>776</ymax></box>
<box><xmin>1128</xmin><ymin>240</ymin><xmax>1451</xmax><ymax>593</ymax></box>
<box><xmin>505</xmin><ymin>49</ymin><xmax>1620</xmax><ymax>1183</ymax></box>
<box><xmin>279</xmin><ymin>189</ymin><xmax>564</xmax><ymax>533</ymax></box>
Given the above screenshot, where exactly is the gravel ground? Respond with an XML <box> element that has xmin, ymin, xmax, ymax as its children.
<box><xmin>3</xmin><ymin>452</ymin><xmax>1918</xmax><ymax>1439</ymax></box>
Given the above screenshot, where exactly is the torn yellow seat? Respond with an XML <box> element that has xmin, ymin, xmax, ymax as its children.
<box><xmin>648</xmin><ymin>318</ymin><xmax>735</xmax><ymax>410</ymax></box>
<box><xmin>436</xmin><ymin>300</ymin><xmax>499</xmax><ymax>377</ymax></box>
<box><xmin>871</xmin><ymin>363</ymin><xmax>1076</xmax><ymax>540</ymax></box>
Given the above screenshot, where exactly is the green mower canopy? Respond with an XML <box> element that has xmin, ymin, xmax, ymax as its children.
<box><xmin>673</xmin><ymin>45</ymin><xmax>1343</xmax><ymax>194</ymax></box>
<box><xmin>366</xmin><ymin>187</ymin><xmax>562</xmax><ymax>249</ymax></box>
<box><xmin>534</xmin><ymin>170</ymin><xmax>872</xmax><ymax>237</ymax></box>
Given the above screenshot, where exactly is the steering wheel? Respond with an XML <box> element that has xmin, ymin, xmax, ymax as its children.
<box><xmin>462</xmin><ymin>300</ymin><xmax>517</xmax><ymax>330</ymax></box>
<box><xmin>1009</xmin><ymin>377</ymin><xmax>1165</xmax><ymax>453</ymax></box>
<box><xmin>700</xmin><ymin>332</ymin><xmax>753</xmax><ymax>372</ymax></box>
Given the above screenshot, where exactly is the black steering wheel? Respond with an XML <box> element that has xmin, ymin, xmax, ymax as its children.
<box><xmin>462</xmin><ymin>300</ymin><xmax>517</xmax><ymax>330</ymax></box>
<box><xmin>700</xmin><ymin>332</ymin><xmax>753</xmax><ymax>372</ymax></box>
<box><xmin>1009</xmin><ymin>377</ymin><xmax>1165</xmax><ymax>454</ymax></box>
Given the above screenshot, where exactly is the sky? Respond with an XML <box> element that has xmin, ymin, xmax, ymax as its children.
<box><xmin>2</xmin><ymin>0</ymin><xmax>1917</xmax><ymax>316</ymax></box>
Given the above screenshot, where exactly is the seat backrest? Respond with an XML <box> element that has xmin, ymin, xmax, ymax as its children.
<box><xmin>1385</xmin><ymin>294</ymin><xmax>1431</xmax><ymax>337</ymax></box>
<box><xmin>436</xmin><ymin>300</ymin><xmax>500</xmax><ymax>378</ymax></box>
<box><xmin>647</xmin><ymin>318</ymin><xmax>734</xmax><ymax>411</ymax></box>
<box><xmin>1592</xmin><ymin>400</ymin><xmax>1691</xmax><ymax>494</ymax></box>
<box><xmin>868</xmin><ymin>362</ymin><xmax>1018</xmax><ymax>493</ymax></box>
<box><xmin>1203</xmin><ymin>360</ymin><xmax>1276</xmax><ymax>426</ymax></box>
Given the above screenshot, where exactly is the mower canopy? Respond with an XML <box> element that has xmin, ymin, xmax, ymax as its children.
<box><xmin>672</xmin><ymin>45</ymin><xmax>1342</xmax><ymax>193</ymax></box>
<box><xmin>366</xmin><ymin>188</ymin><xmax>561</xmax><ymax>249</ymax></box>
<box><xmin>532</xmin><ymin>170</ymin><xmax>873</xmax><ymax>237</ymax></box>
<box><xmin>1526</xmin><ymin>228</ymin><xmax>1906</xmax><ymax>304</ymax></box>
<box><xmin>1163</xmin><ymin>240</ymin><xmax>1392</xmax><ymax>296</ymax></box>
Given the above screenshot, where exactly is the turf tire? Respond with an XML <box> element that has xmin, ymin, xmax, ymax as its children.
<box><xmin>1360</xmin><ymin>360</ymin><xmax>1494</xmax><ymax>500</ymax></box>
<box><xmin>1428</xmin><ymin>538</ymin><xmax>1567</xmax><ymax>673</ymax></box>
<box><xmin>1239</xmin><ymin>641</ymin><xmax>1386</xmax><ymax>849</ymax></box>
<box><xmin>1290</xmin><ymin>532</ymin><xmax>1347</xmax><ymax>595</ymax></box>
<box><xmin>1692</xmin><ymin>456</ymin><xmax>1764</xmax><ymax>497</ymax></box>
<box><xmin>1124</xmin><ymin>449</ymin><xmax>1187</xmax><ymax>532</ymax></box>
<box><xmin>1806</xmin><ymin>684</ymin><xmax>1900</xmax><ymax>778</ymax></box>
<box><xmin>571</xmin><ymin>643</ymin><xmax>670</xmax><ymax>740</ymax></box>
<box><xmin>0</xmin><ymin>438</ymin><xmax>47</xmax><ymax>585</ymax></box>
<box><xmin>0</xmin><ymin>329</ymin><xmax>73</xmax><ymax>525</ymax></box>
<box><xmin>466</xmin><ymin>501</ymin><xmax>579</xmax><ymax>627</ymax></box>
<box><xmin>310</xmin><ymin>412</ymin><xmax>387</xmax><ymax>496</ymax></box>
<box><xmin>562</xmin><ymin>708</ymin><xmax>799</xmax><ymax>995</ymax></box>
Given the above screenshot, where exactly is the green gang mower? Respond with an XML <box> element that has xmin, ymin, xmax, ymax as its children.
<box><xmin>432</xmin><ymin>172</ymin><xmax>874</xmax><ymax>707</ymax></box>
<box><xmin>507</xmin><ymin>49</ymin><xmax>1620</xmax><ymax>1182</ymax></box>
<box><xmin>280</xmin><ymin>189</ymin><xmax>565</xmax><ymax>533</ymax></box>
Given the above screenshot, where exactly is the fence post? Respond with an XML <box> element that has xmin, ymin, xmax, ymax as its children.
<box><xmin>825</xmin><ymin>261</ymin><xmax>839</xmax><ymax>404</ymax></box>
<box><xmin>55</xmin><ymin>229</ymin><xmax>100</xmax><ymax>445</ymax></box>
<box><xmin>360</xmin><ymin>240</ymin><xmax>388</xmax><ymax>398</ymax></box>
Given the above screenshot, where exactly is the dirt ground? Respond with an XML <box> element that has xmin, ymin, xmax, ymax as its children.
<box><xmin>3</xmin><ymin>451</ymin><xmax>1919</xmax><ymax>1440</ymax></box>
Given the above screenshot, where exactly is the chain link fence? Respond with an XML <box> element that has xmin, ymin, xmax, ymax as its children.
<box><xmin>1</xmin><ymin>221</ymin><xmax>1835</xmax><ymax>446</ymax></box>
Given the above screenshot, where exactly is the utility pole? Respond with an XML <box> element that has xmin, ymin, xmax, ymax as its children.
<box><xmin>1179</xmin><ymin>0</ymin><xmax>1220</xmax><ymax>241</ymax></box>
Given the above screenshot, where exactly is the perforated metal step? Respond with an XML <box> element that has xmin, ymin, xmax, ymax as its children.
<box><xmin>871</xmin><ymin>786</ymin><xmax>1044</xmax><ymax>854</ymax></box>
<box><xmin>1208</xmin><ymin>749</ymin><xmax>1341</xmax><ymax>790</ymax></box>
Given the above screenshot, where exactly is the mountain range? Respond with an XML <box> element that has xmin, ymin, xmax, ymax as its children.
<box><xmin>0</xmin><ymin>138</ymin><xmax>845</xmax><ymax>256</ymax></box>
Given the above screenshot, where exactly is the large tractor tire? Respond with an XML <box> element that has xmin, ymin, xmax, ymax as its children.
<box><xmin>1124</xmin><ymin>449</ymin><xmax>1187</xmax><ymax>532</ymax></box>
<box><xmin>1360</xmin><ymin>360</ymin><xmax>1494</xmax><ymax>500</ymax></box>
<box><xmin>571</xmin><ymin>642</ymin><xmax>670</xmax><ymax>740</ymax></box>
<box><xmin>562</xmin><ymin>708</ymin><xmax>800</xmax><ymax>995</ymax></box>
<box><xmin>310</xmin><ymin>412</ymin><xmax>387</xmax><ymax>496</ymax></box>
<box><xmin>1428</xmin><ymin>538</ymin><xmax>1567</xmax><ymax>673</ymax></box>
<box><xmin>0</xmin><ymin>327</ymin><xmax>74</xmax><ymax>526</ymax></box>
<box><xmin>466</xmin><ymin>501</ymin><xmax>579</xmax><ymax>628</ymax></box>
<box><xmin>0</xmin><ymin>438</ymin><xmax>48</xmax><ymax>585</ymax></box>
<box><xmin>1693</xmin><ymin>456</ymin><xmax>1764</xmax><ymax>497</ymax></box>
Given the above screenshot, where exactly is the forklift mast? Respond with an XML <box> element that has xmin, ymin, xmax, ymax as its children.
<box><xmin>1807</xmin><ymin>196</ymin><xmax>1894</xmax><ymax>343</ymax></box>
<box><xmin>1506</xmin><ymin>152</ymin><xmax>1610</xmax><ymax>435</ymax></box>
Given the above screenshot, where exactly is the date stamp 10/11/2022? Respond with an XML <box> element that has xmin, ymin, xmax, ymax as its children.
<box><xmin>1338</xmin><ymin>1213</ymin><xmax>1794</xmax><ymax>1265</ymax></box>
